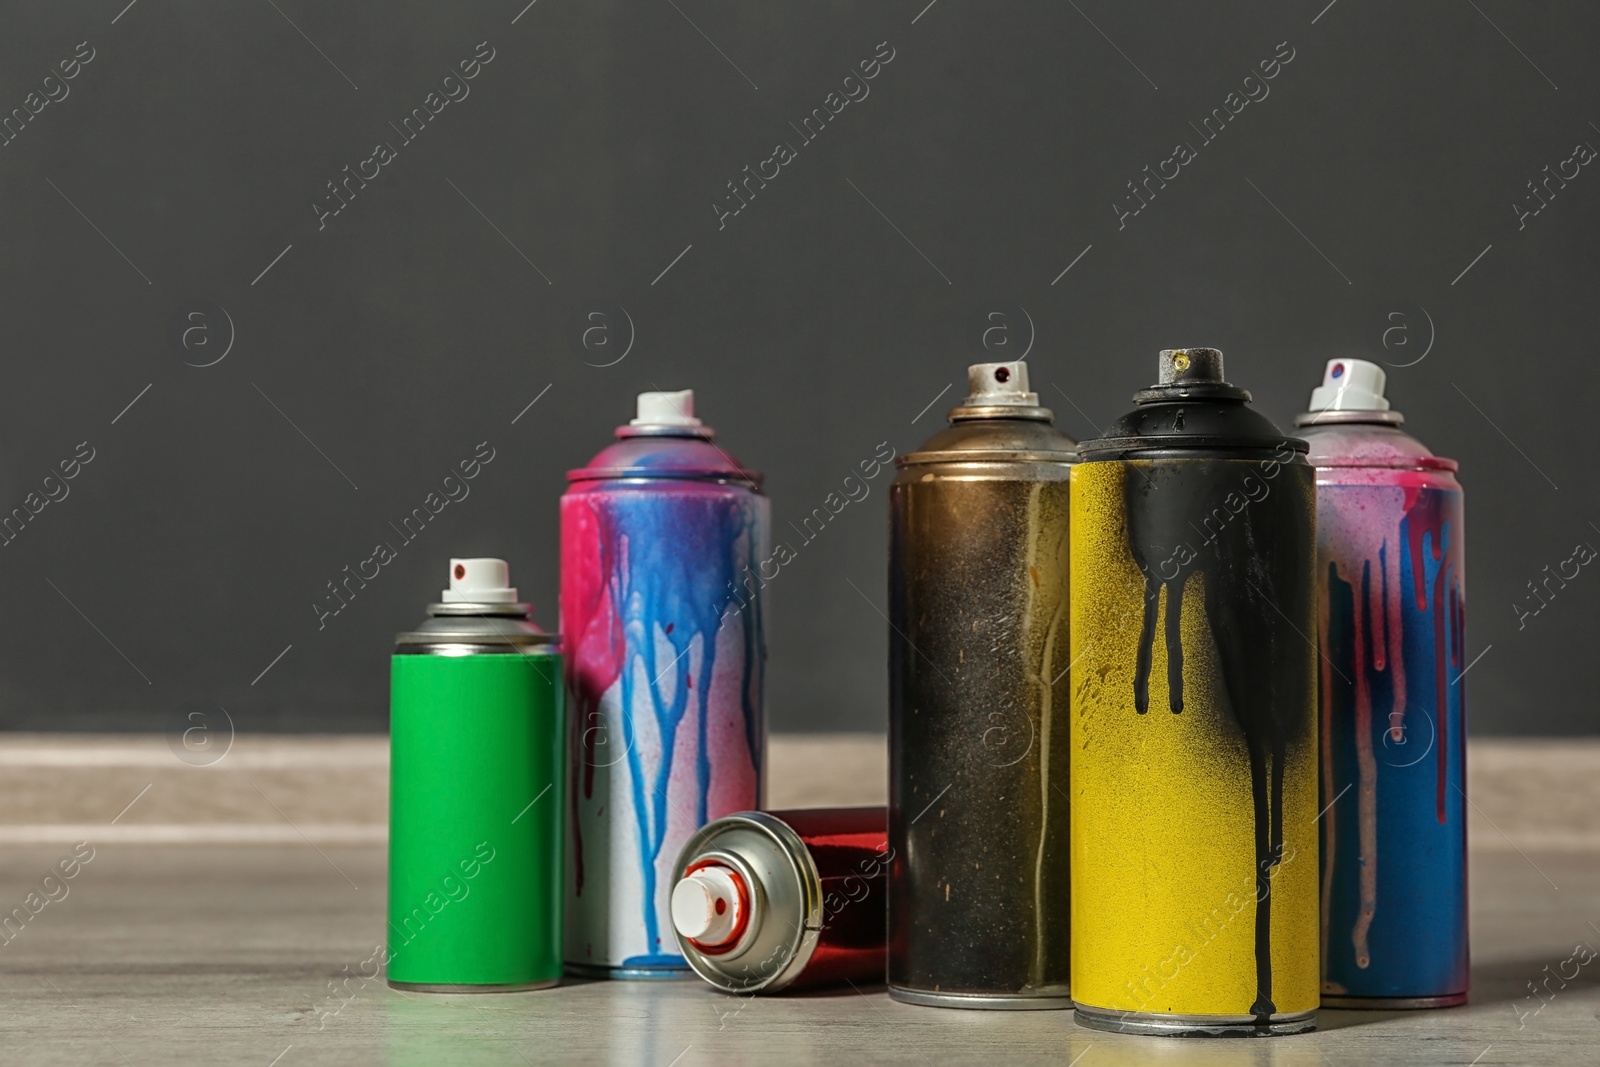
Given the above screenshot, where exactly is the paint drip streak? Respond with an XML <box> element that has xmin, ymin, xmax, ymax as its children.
<box><xmin>1322</xmin><ymin>486</ymin><xmax>1463</xmax><ymax>978</ymax></box>
<box><xmin>1317</xmin><ymin>563</ymin><xmax>1337</xmax><ymax>976</ymax></box>
<box><xmin>1382</xmin><ymin>541</ymin><xmax>1407</xmax><ymax>742</ymax></box>
<box><xmin>1122</xmin><ymin>460</ymin><xmax>1314</xmax><ymax>1018</ymax></box>
<box><xmin>562</xmin><ymin>483</ymin><xmax>765</xmax><ymax>967</ymax></box>
<box><xmin>1022</xmin><ymin>483</ymin><xmax>1062</xmax><ymax>987</ymax></box>
<box><xmin>1350</xmin><ymin>560</ymin><xmax>1377</xmax><ymax>970</ymax></box>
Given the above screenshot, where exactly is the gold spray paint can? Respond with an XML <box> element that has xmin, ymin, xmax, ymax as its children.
<box><xmin>889</xmin><ymin>360</ymin><xmax>1076</xmax><ymax>1008</ymax></box>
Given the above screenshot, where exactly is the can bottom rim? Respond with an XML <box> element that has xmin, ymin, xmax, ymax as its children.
<box><xmin>1321</xmin><ymin>993</ymin><xmax>1467</xmax><ymax>1009</ymax></box>
<box><xmin>564</xmin><ymin>962</ymin><xmax>694</xmax><ymax>981</ymax></box>
<box><xmin>888</xmin><ymin>987</ymin><xmax>1073</xmax><ymax>1011</ymax></box>
<box><xmin>1073</xmin><ymin>1003</ymin><xmax>1316</xmax><ymax>1037</ymax></box>
<box><xmin>386</xmin><ymin>978</ymin><xmax>560</xmax><ymax>994</ymax></box>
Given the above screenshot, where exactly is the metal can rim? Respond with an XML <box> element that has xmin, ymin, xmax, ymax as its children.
<box><xmin>1293</xmin><ymin>409</ymin><xmax>1406</xmax><ymax>428</ymax></box>
<box><xmin>1075</xmin><ymin>439</ymin><xmax>1310</xmax><ymax>461</ymax></box>
<box><xmin>1309</xmin><ymin>457</ymin><xmax>1460</xmax><ymax>473</ymax></box>
<box><xmin>671</xmin><ymin>811</ymin><xmax>823</xmax><ymax>994</ymax></box>
<box><xmin>564</xmin><ymin>470</ymin><xmax>764</xmax><ymax>489</ymax></box>
<box><xmin>1073</xmin><ymin>1003</ymin><xmax>1317</xmax><ymax>1036</ymax></box>
<box><xmin>946</xmin><ymin>404</ymin><xmax>1057</xmax><ymax>423</ymax></box>
<box><xmin>393</xmin><ymin>638</ymin><xmax>560</xmax><ymax>654</ymax></box>
<box><xmin>896</xmin><ymin>450</ymin><xmax>1077</xmax><ymax>467</ymax></box>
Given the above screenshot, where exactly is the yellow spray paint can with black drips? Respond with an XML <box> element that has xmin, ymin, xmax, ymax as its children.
<box><xmin>1069</xmin><ymin>349</ymin><xmax>1319</xmax><ymax>1037</ymax></box>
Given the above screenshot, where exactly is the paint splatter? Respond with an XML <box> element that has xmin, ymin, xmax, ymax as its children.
<box><xmin>562</xmin><ymin>472</ymin><xmax>767</xmax><ymax>970</ymax></box>
<box><xmin>1122</xmin><ymin>458</ymin><xmax>1317</xmax><ymax>1022</ymax></box>
<box><xmin>1315</xmin><ymin>472</ymin><xmax>1466</xmax><ymax>994</ymax></box>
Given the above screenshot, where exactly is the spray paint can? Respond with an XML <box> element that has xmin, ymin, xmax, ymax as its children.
<box><xmin>1296</xmin><ymin>359</ymin><xmax>1468</xmax><ymax>1008</ymax></box>
<box><xmin>1070</xmin><ymin>349</ymin><xmax>1319</xmax><ymax>1036</ymax></box>
<box><xmin>562</xmin><ymin>390</ymin><xmax>768</xmax><ymax>978</ymax></box>
<box><xmin>888</xmin><ymin>360</ymin><xmax>1075</xmax><ymax>1009</ymax></box>
<box><xmin>669</xmin><ymin>807</ymin><xmax>888</xmax><ymax>993</ymax></box>
<box><xmin>387</xmin><ymin>558</ymin><xmax>565</xmax><ymax>991</ymax></box>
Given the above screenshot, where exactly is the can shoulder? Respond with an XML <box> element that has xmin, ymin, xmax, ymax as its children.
<box><xmin>1298</xmin><ymin>421</ymin><xmax>1458</xmax><ymax>474</ymax></box>
<box><xmin>900</xmin><ymin>416</ymin><xmax>1078</xmax><ymax>467</ymax></box>
<box><xmin>567</xmin><ymin>434</ymin><xmax>762</xmax><ymax>487</ymax></box>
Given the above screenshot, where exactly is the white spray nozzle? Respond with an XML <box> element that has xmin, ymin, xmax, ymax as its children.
<box><xmin>632</xmin><ymin>390</ymin><xmax>703</xmax><ymax>428</ymax></box>
<box><xmin>1307</xmin><ymin>359</ymin><xmax>1389</xmax><ymax>412</ymax></box>
<box><xmin>671</xmin><ymin>865</ymin><xmax>745</xmax><ymax>945</ymax></box>
<box><xmin>442</xmin><ymin>558</ymin><xmax>518</xmax><ymax>604</ymax></box>
<box><xmin>963</xmin><ymin>362</ymin><xmax>1038</xmax><ymax>406</ymax></box>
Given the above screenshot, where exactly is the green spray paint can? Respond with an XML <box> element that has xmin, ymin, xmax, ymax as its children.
<box><xmin>387</xmin><ymin>557</ymin><xmax>565</xmax><ymax>991</ymax></box>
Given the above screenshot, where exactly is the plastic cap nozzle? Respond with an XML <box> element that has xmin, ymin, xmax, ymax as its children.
<box><xmin>963</xmin><ymin>361</ymin><xmax>1038</xmax><ymax>406</ymax></box>
<box><xmin>671</xmin><ymin>866</ymin><xmax>746</xmax><ymax>946</ymax></box>
<box><xmin>1307</xmin><ymin>358</ymin><xmax>1389</xmax><ymax>412</ymax></box>
<box><xmin>441</xmin><ymin>558</ymin><xmax>518</xmax><ymax>604</ymax></box>
<box><xmin>632</xmin><ymin>390</ymin><xmax>703</xmax><ymax>428</ymax></box>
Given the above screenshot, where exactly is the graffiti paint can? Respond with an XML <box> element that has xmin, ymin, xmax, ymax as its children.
<box><xmin>670</xmin><ymin>807</ymin><xmax>888</xmax><ymax>993</ymax></box>
<box><xmin>888</xmin><ymin>360</ymin><xmax>1075</xmax><ymax>1009</ymax></box>
<box><xmin>1070</xmin><ymin>349</ymin><xmax>1319</xmax><ymax>1036</ymax></box>
<box><xmin>388</xmin><ymin>558</ymin><xmax>565</xmax><ymax>991</ymax></box>
<box><xmin>562</xmin><ymin>390</ymin><xmax>768</xmax><ymax>978</ymax></box>
<box><xmin>1296</xmin><ymin>358</ymin><xmax>1468</xmax><ymax>1008</ymax></box>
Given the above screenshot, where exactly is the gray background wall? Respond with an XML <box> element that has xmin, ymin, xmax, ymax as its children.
<box><xmin>0</xmin><ymin>0</ymin><xmax>1593</xmax><ymax>736</ymax></box>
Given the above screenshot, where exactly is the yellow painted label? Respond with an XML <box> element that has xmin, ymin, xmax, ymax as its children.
<box><xmin>1068</xmin><ymin>460</ymin><xmax>1318</xmax><ymax>1017</ymax></box>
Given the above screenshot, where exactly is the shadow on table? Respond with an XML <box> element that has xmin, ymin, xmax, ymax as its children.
<box><xmin>1469</xmin><ymin>954</ymin><xmax>1600</xmax><ymax>1011</ymax></box>
<box><xmin>1315</xmin><ymin>1007</ymin><xmax>1415</xmax><ymax>1030</ymax></box>
<box><xmin>1317</xmin><ymin>951</ymin><xmax>1600</xmax><ymax>1030</ymax></box>
<box><xmin>767</xmin><ymin>981</ymin><xmax>888</xmax><ymax>1000</ymax></box>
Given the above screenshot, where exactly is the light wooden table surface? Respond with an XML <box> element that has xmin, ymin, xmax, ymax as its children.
<box><xmin>0</xmin><ymin>734</ymin><xmax>1594</xmax><ymax>1065</ymax></box>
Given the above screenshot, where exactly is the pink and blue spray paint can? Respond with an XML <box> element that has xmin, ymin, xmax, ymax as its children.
<box><xmin>561</xmin><ymin>390</ymin><xmax>768</xmax><ymax>978</ymax></box>
<box><xmin>1296</xmin><ymin>360</ymin><xmax>1468</xmax><ymax>1008</ymax></box>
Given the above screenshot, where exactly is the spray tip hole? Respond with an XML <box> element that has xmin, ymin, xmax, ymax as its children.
<box><xmin>1306</xmin><ymin>358</ymin><xmax>1389</xmax><ymax>412</ymax></box>
<box><xmin>714</xmin><ymin>898</ymin><xmax>727</xmax><ymax>915</ymax></box>
<box><xmin>961</xmin><ymin>361</ymin><xmax>1037</xmax><ymax>406</ymax></box>
<box><xmin>442</xmin><ymin>558</ymin><xmax>517</xmax><ymax>604</ymax></box>
<box><xmin>1172</xmin><ymin>352</ymin><xmax>1191</xmax><ymax>372</ymax></box>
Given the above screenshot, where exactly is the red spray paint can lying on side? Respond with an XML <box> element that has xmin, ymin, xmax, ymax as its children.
<box><xmin>669</xmin><ymin>807</ymin><xmax>888</xmax><ymax>993</ymax></box>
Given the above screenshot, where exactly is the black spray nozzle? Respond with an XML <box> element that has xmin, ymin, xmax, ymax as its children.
<box><xmin>1135</xmin><ymin>347</ymin><xmax>1250</xmax><ymax>405</ymax></box>
<box><xmin>1158</xmin><ymin>348</ymin><xmax>1225</xmax><ymax>385</ymax></box>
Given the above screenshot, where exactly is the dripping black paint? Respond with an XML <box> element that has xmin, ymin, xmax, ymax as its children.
<box><xmin>1070</xmin><ymin>348</ymin><xmax>1318</xmax><ymax>1037</ymax></box>
<box><xmin>1123</xmin><ymin>456</ymin><xmax>1315</xmax><ymax>1023</ymax></box>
